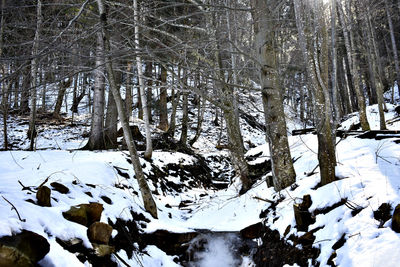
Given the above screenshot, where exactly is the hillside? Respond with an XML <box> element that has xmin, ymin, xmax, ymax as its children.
<box><xmin>1</xmin><ymin>99</ymin><xmax>400</xmax><ymax>266</ymax></box>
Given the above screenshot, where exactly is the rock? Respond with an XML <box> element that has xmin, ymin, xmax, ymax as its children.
<box><xmin>253</xmin><ymin>227</ymin><xmax>320</xmax><ymax>267</ymax></box>
<box><xmin>92</xmin><ymin>244</ymin><xmax>115</xmax><ymax>257</ymax></box>
<box><xmin>283</xmin><ymin>225</ymin><xmax>291</xmax><ymax>237</ymax></box>
<box><xmin>391</xmin><ymin>204</ymin><xmax>400</xmax><ymax>232</ymax></box>
<box><xmin>293</xmin><ymin>194</ymin><xmax>314</xmax><ymax>232</ymax></box>
<box><xmin>374</xmin><ymin>203</ymin><xmax>392</xmax><ymax>227</ymax></box>
<box><xmin>117</xmin><ymin>125</ymin><xmax>144</xmax><ymax>140</ymax></box>
<box><xmin>63</xmin><ymin>205</ymin><xmax>88</xmax><ymax>226</ymax></box>
<box><xmin>84</xmin><ymin>203</ymin><xmax>103</xmax><ymax>225</ymax></box>
<box><xmin>248</xmin><ymin>159</ymin><xmax>271</xmax><ymax>180</ymax></box>
<box><xmin>395</xmin><ymin>105</ymin><xmax>400</xmax><ymax>115</ymax></box>
<box><xmin>36</xmin><ymin>186</ymin><xmax>51</xmax><ymax>207</ymax></box>
<box><xmin>50</xmin><ymin>182</ymin><xmax>69</xmax><ymax>194</ymax></box>
<box><xmin>296</xmin><ymin>231</ymin><xmax>316</xmax><ymax>246</ymax></box>
<box><xmin>88</xmin><ymin>222</ymin><xmax>113</xmax><ymax>244</ymax></box>
<box><xmin>62</xmin><ymin>202</ymin><xmax>103</xmax><ymax>227</ymax></box>
<box><xmin>0</xmin><ymin>230</ymin><xmax>50</xmax><ymax>266</ymax></box>
<box><xmin>332</xmin><ymin>233</ymin><xmax>346</xmax><ymax>250</ymax></box>
<box><xmin>141</xmin><ymin>230</ymin><xmax>198</xmax><ymax>255</ymax></box>
<box><xmin>100</xmin><ymin>196</ymin><xmax>112</xmax><ymax>204</ymax></box>
<box><xmin>240</xmin><ymin>222</ymin><xmax>264</xmax><ymax>239</ymax></box>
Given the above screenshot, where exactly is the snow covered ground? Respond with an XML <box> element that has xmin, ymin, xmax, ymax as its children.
<box><xmin>1</xmin><ymin>100</ymin><xmax>400</xmax><ymax>266</ymax></box>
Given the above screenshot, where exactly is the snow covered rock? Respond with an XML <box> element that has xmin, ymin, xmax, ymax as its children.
<box><xmin>50</xmin><ymin>182</ymin><xmax>69</xmax><ymax>194</ymax></box>
<box><xmin>0</xmin><ymin>230</ymin><xmax>50</xmax><ymax>266</ymax></box>
<box><xmin>293</xmin><ymin>194</ymin><xmax>314</xmax><ymax>232</ymax></box>
<box><xmin>62</xmin><ymin>203</ymin><xmax>103</xmax><ymax>227</ymax></box>
<box><xmin>391</xmin><ymin>204</ymin><xmax>400</xmax><ymax>233</ymax></box>
<box><xmin>87</xmin><ymin>222</ymin><xmax>113</xmax><ymax>244</ymax></box>
<box><xmin>36</xmin><ymin>186</ymin><xmax>51</xmax><ymax>207</ymax></box>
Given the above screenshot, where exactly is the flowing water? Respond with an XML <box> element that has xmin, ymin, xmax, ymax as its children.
<box><xmin>185</xmin><ymin>232</ymin><xmax>256</xmax><ymax>267</ymax></box>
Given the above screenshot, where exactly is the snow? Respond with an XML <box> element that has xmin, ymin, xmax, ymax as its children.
<box><xmin>1</xmin><ymin>97</ymin><xmax>400</xmax><ymax>266</ymax></box>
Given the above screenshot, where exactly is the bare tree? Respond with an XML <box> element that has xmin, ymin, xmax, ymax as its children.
<box><xmin>294</xmin><ymin>0</ymin><xmax>336</xmax><ymax>185</ymax></box>
<box><xmin>96</xmin><ymin>0</ymin><xmax>157</xmax><ymax>218</ymax></box>
<box><xmin>252</xmin><ymin>0</ymin><xmax>296</xmax><ymax>191</ymax></box>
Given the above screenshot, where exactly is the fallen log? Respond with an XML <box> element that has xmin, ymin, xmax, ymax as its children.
<box><xmin>292</xmin><ymin>128</ymin><xmax>363</xmax><ymax>138</ymax></box>
<box><xmin>292</xmin><ymin>128</ymin><xmax>316</xmax><ymax>136</ymax></box>
<box><xmin>356</xmin><ymin>130</ymin><xmax>400</xmax><ymax>139</ymax></box>
<box><xmin>292</xmin><ymin>128</ymin><xmax>400</xmax><ymax>140</ymax></box>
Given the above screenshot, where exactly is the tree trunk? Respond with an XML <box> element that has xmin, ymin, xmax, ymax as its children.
<box><xmin>84</xmin><ymin>32</ymin><xmax>106</xmax><ymax>150</ymax></box>
<box><xmin>362</xmin><ymin>7</ymin><xmax>386</xmax><ymax>130</ymax></box>
<box><xmin>167</xmin><ymin>90</ymin><xmax>180</xmax><ymax>137</ymax></box>
<box><xmin>125</xmin><ymin>62</ymin><xmax>133</xmax><ymax>121</ymax></box>
<box><xmin>53</xmin><ymin>78</ymin><xmax>71</xmax><ymax>119</ymax></box>
<box><xmin>338</xmin><ymin>1</ymin><xmax>370</xmax><ymax>130</ymax></box>
<box><xmin>385</xmin><ymin>0</ymin><xmax>400</xmax><ymax>98</ymax></box>
<box><xmin>40</xmin><ymin>71</ymin><xmax>47</xmax><ymax>111</ymax></box>
<box><xmin>179</xmin><ymin>91</ymin><xmax>189</xmax><ymax>145</ymax></box>
<box><xmin>1</xmin><ymin>0</ymin><xmax>7</xmax><ymax>149</ymax></box>
<box><xmin>1</xmin><ymin>81</ymin><xmax>10</xmax><ymax>150</ymax></box>
<box><xmin>20</xmin><ymin>66</ymin><xmax>30</xmax><ymax>114</ymax></box>
<box><xmin>158</xmin><ymin>65</ymin><xmax>168</xmax><ymax>131</ymax></box>
<box><xmin>189</xmin><ymin>96</ymin><xmax>205</xmax><ymax>146</ymax></box>
<box><xmin>28</xmin><ymin>0</ymin><xmax>42</xmax><ymax>151</ymax></box>
<box><xmin>211</xmin><ymin>13</ymin><xmax>251</xmax><ymax>193</ymax></box>
<box><xmin>104</xmin><ymin>89</ymin><xmax>118</xmax><ymax>148</ymax></box>
<box><xmin>294</xmin><ymin>0</ymin><xmax>336</xmax><ymax>186</ymax></box>
<box><xmin>97</xmin><ymin>0</ymin><xmax>157</xmax><ymax>218</ymax></box>
<box><xmin>134</xmin><ymin>1</ymin><xmax>152</xmax><ymax>160</ymax></box>
<box><xmin>105</xmin><ymin>69</ymin><xmax>121</xmax><ymax>149</ymax></box>
<box><xmin>145</xmin><ymin>62</ymin><xmax>153</xmax><ymax>123</ymax></box>
<box><xmin>253</xmin><ymin>0</ymin><xmax>296</xmax><ymax>191</ymax></box>
<box><xmin>331</xmin><ymin>0</ymin><xmax>339</xmax><ymax>122</ymax></box>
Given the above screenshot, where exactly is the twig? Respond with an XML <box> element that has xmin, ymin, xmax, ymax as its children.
<box><xmin>9</xmin><ymin>151</ymin><xmax>24</xmax><ymax>169</ymax></box>
<box><xmin>2</xmin><ymin>196</ymin><xmax>26</xmax><ymax>222</ymax></box>
<box><xmin>37</xmin><ymin>171</ymin><xmax>64</xmax><ymax>188</ymax></box>
<box><xmin>253</xmin><ymin>196</ymin><xmax>275</xmax><ymax>204</ymax></box>
<box><xmin>18</xmin><ymin>180</ymin><xmax>35</xmax><ymax>192</ymax></box>
<box><xmin>306</xmin><ymin>164</ymin><xmax>319</xmax><ymax>177</ymax></box>
<box><xmin>113</xmin><ymin>252</ymin><xmax>132</xmax><ymax>267</ymax></box>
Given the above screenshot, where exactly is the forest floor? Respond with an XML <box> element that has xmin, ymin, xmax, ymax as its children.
<box><xmin>2</xmin><ymin>100</ymin><xmax>400</xmax><ymax>267</ymax></box>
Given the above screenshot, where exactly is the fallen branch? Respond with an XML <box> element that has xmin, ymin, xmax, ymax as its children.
<box><xmin>18</xmin><ymin>180</ymin><xmax>35</xmax><ymax>192</ymax></box>
<box><xmin>253</xmin><ymin>196</ymin><xmax>275</xmax><ymax>204</ymax></box>
<box><xmin>2</xmin><ymin>196</ymin><xmax>26</xmax><ymax>222</ymax></box>
<box><xmin>113</xmin><ymin>252</ymin><xmax>133</xmax><ymax>267</ymax></box>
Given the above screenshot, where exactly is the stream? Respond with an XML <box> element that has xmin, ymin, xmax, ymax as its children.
<box><xmin>185</xmin><ymin>232</ymin><xmax>257</xmax><ymax>267</ymax></box>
